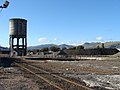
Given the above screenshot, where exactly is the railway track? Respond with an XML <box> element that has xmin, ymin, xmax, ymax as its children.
<box><xmin>15</xmin><ymin>61</ymin><xmax>93</xmax><ymax>90</ymax></box>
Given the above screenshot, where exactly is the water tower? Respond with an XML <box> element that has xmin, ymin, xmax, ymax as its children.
<box><xmin>9</xmin><ymin>18</ymin><xmax>27</xmax><ymax>56</ymax></box>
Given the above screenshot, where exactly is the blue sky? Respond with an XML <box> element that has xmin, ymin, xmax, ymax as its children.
<box><xmin>0</xmin><ymin>0</ymin><xmax>120</xmax><ymax>47</ymax></box>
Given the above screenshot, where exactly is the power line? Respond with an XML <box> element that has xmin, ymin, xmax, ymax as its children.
<box><xmin>0</xmin><ymin>8</ymin><xmax>3</xmax><ymax>14</ymax></box>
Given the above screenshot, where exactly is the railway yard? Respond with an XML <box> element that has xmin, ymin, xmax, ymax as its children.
<box><xmin>1</xmin><ymin>0</ymin><xmax>120</xmax><ymax>90</ymax></box>
<box><xmin>0</xmin><ymin>56</ymin><xmax>120</xmax><ymax>90</ymax></box>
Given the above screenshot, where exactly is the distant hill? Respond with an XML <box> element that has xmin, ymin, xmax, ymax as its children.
<box><xmin>26</xmin><ymin>41</ymin><xmax>120</xmax><ymax>50</ymax></box>
<box><xmin>28</xmin><ymin>44</ymin><xmax>57</xmax><ymax>50</ymax></box>
<box><xmin>83</xmin><ymin>42</ymin><xmax>101</xmax><ymax>49</ymax></box>
<box><xmin>0</xmin><ymin>46</ymin><xmax>8</xmax><ymax>51</ymax></box>
<box><xmin>27</xmin><ymin>44</ymin><xmax>74</xmax><ymax>50</ymax></box>
<box><xmin>58</xmin><ymin>44</ymin><xmax>74</xmax><ymax>49</ymax></box>
<box><xmin>103</xmin><ymin>42</ymin><xmax>120</xmax><ymax>48</ymax></box>
<box><xmin>83</xmin><ymin>41</ymin><xmax>120</xmax><ymax>49</ymax></box>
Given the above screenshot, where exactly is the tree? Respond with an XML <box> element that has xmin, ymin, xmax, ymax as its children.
<box><xmin>69</xmin><ymin>47</ymin><xmax>76</xmax><ymax>50</ymax></box>
<box><xmin>32</xmin><ymin>49</ymin><xmax>40</xmax><ymax>54</ymax></box>
<box><xmin>50</xmin><ymin>46</ymin><xmax>60</xmax><ymax>52</ymax></box>
<box><xmin>96</xmin><ymin>45</ymin><xmax>100</xmax><ymax>49</ymax></box>
<box><xmin>102</xmin><ymin>43</ymin><xmax>105</xmax><ymax>48</ymax></box>
<box><xmin>76</xmin><ymin>45</ymin><xmax>84</xmax><ymax>50</ymax></box>
<box><xmin>27</xmin><ymin>50</ymin><xmax>32</xmax><ymax>53</ymax></box>
<box><xmin>62</xmin><ymin>47</ymin><xmax>67</xmax><ymax>50</ymax></box>
<box><xmin>41</xmin><ymin>47</ymin><xmax>49</xmax><ymax>52</ymax></box>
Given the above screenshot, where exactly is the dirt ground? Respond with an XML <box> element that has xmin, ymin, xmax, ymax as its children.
<box><xmin>0</xmin><ymin>59</ymin><xmax>120</xmax><ymax>90</ymax></box>
<box><xmin>0</xmin><ymin>67</ymin><xmax>39</xmax><ymax>90</ymax></box>
<box><xmin>29</xmin><ymin>59</ymin><xmax>120</xmax><ymax>90</ymax></box>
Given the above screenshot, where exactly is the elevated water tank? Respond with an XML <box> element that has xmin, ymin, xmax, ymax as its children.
<box><xmin>9</xmin><ymin>18</ymin><xmax>27</xmax><ymax>56</ymax></box>
<box><xmin>9</xmin><ymin>18</ymin><xmax>27</xmax><ymax>37</ymax></box>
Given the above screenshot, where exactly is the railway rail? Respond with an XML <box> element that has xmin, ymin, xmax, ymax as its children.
<box><xmin>15</xmin><ymin>60</ymin><xmax>93</xmax><ymax>90</ymax></box>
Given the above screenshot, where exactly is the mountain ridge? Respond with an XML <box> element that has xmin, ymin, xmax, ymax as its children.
<box><xmin>27</xmin><ymin>44</ymin><xmax>74</xmax><ymax>50</ymax></box>
<box><xmin>27</xmin><ymin>41</ymin><xmax>120</xmax><ymax>50</ymax></box>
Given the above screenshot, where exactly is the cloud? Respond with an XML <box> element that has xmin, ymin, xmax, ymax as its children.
<box><xmin>38</xmin><ymin>38</ymin><xmax>49</xmax><ymax>43</ymax></box>
<box><xmin>66</xmin><ymin>41</ymin><xmax>83</xmax><ymax>46</ymax></box>
<box><xmin>38</xmin><ymin>37</ymin><xmax>58</xmax><ymax>44</ymax></box>
<box><xmin>61</xmin><ymin>42</ymin><xmax>64</xmax><ymax>44</ymax></box>
<box><xmin>96</xmin><ymin>36</ymin><xmax>103</xmax><ymax>41</ymax></box>
<box><xmin>69</xmin><ymin>43</ymin><xmax>82</xmax><ymax>46</ymax></box>
<box><xmin>54</xmin><ymin>38</ymin><xmax>57</xmax><ymax>41</ymax></box>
